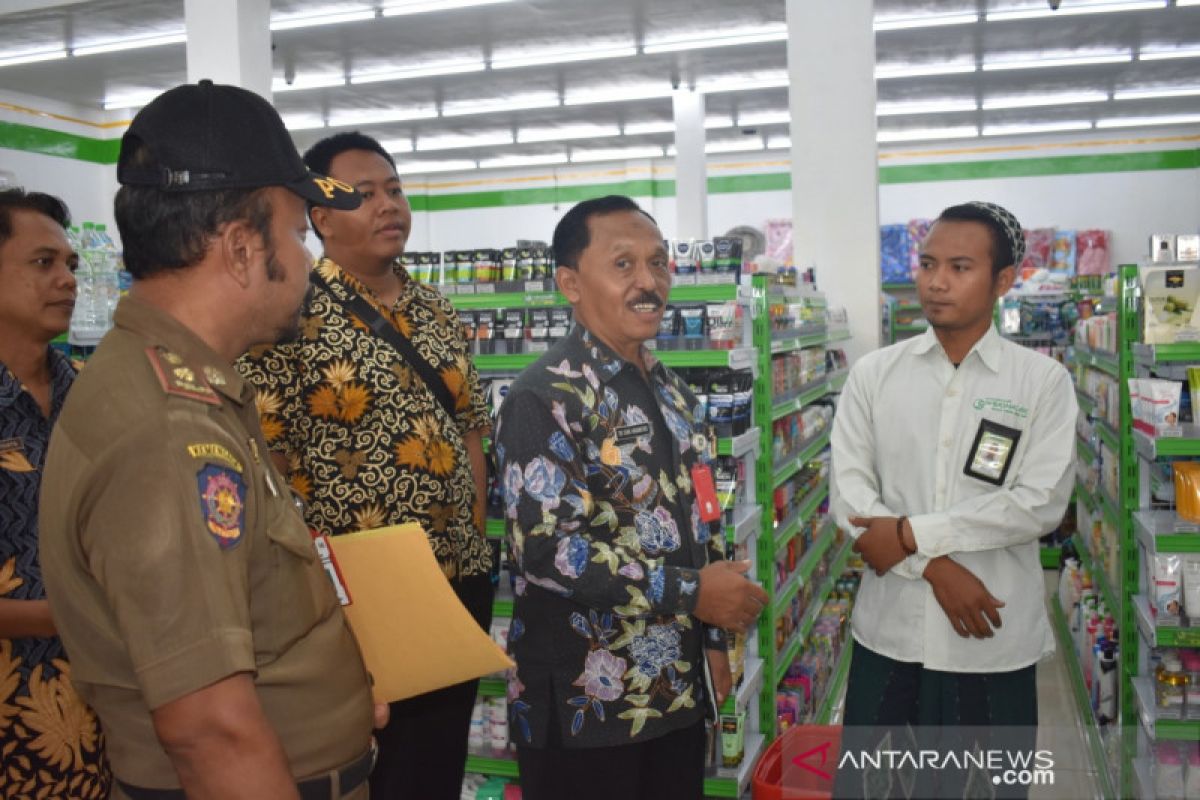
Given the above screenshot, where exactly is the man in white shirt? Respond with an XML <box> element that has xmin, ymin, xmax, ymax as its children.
<box><xmin>830</xmin><ymin>202</ymin><xmax>1076</xmax><ymax>797</ymax></box>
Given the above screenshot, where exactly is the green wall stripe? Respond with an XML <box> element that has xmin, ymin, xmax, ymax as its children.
<box><xmin>0</xmin><ymin>120</ymin><xmax>119</xmax><ymax>164</ymax></box>
<box><xmin>877</xmin><ymin>148</ymin><xmax>1200</xmax><ymax>184</ymax></box>
<box><xmin>412</xmin><ymin>178</ymin><xmax>678</xmax><ymax>212</ymax></box>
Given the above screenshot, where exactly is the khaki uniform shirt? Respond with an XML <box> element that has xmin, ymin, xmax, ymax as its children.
<box><xmin>39</xmin><ymin>295</ymin><xmax>374</xmax><ymax>789</ymax></box>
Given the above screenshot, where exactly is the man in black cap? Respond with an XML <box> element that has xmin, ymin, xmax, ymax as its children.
<box><xmin>39</xmin><ymin>80</ymin><xmax>382</xmax><ymax>800</ymax></box>
<box><xmin>829</xmin><ymin>202</ymin><xmax>1076</xmax><ymax>797</ymax></box>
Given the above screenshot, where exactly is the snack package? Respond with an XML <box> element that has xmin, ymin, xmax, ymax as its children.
<box><xmin>1154</xmin><ymin>553</ymin><xmax>1184</xmax><ymax>617</ymax></box>
<box><xmin>1021</xmin><ymin>228</ymin><xmax>1056</xmax><ymax>273</ymax></box>
<box><xmin>1141</xmin><ymin>379</ymin><xmax>1183</xmax><ymax>434</ymax></box>
<box><xmin>1142</xmin><ymin>265</ymin><xmax>1200</xmax><ymax>344</ymax></box>
<box><xmin>1051</xmin><ymin>230</ymin><xmax>1077</xmax><ymax>273</ymax></box>
<box><xmin>1174</xmin><ymin>462</ymin><xmax>1200</xmax><ymax>523</ymax></box>
<box><xmin>1076</xmin><ymin>230</ymin><xmax>1111</xmax><ymax>276</ymax></box>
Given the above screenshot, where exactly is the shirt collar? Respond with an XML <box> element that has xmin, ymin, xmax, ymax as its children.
<box><xmin>567</xmin><ymin>324</ymin><xmax>662</xmax><ymax>385</ymax></box>
<box><xmin>113</xmin><ymin>295</ymin><xmax>249</xmax><ymax>404</ymax></box>
<box><xmin>911</xmin><ymin>324</ymin><xmax>1003</xmax><ymax>374</ymax></box>
<box><xmin>315</xmin><ymin>256</ymin><xmax>411</xmax><ymax>308</ymax></box>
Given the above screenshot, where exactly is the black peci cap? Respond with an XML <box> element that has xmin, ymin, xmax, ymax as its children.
<box><xmin>117</xmin><ymin>80</ymin><xmax>361</xmax><ymax>211</ymax></box>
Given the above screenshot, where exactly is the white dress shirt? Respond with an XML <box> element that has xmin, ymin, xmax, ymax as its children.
<box><xmin>831</xmin><ymin>326</ymin><xmax>1077</xmax><ymax>673</ymax></box>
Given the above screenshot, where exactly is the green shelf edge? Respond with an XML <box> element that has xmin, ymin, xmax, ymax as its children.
<box><xmin>486</xmin><ymin>518</ymin><xmax>505</xmax><ymax>540</ymax></box>
<box><xmin>464</xmin><ymin>754</ymin><xmax>520</xmax><ymax>778</ymax></box>
<box><xmin>771</xmin><ymin>430</ymin><xmax>831</xmax><ymax>490</ymax></box>
<box><xmin>881</xmin><ymin>282</ymin><xmax>916</xmax><ymax>290</ymax></box>
<box><xmin>474</xmin><ymin>348</ymin><xmax>749</xmax><ymax>371</ymax></box>
<box><xmin>1095</xmin><ymin>419</ymin><xmax>1120</xmax><ymax>452</ymax></box>
<box><xmin>1075</xmin><ymin>388</ymin><xmax>1097</xmax><ymax>412</ymax></box>
<box><xmin>815</xmin><ymin>639</ymin><xmax>853</xmax><ymax>724</ymax></box>
<box><xmin>893</xmin><ymin>323</ymin><xmax>928</xmax><ymax>333</ymax></box>
<box><xmin>773</xmin><ymin>539</ymin><xmax>853</xmax><ymax>686</ymax></box>
<box><xmin>1076</xmin><ymin>436</ymin><xmax>1097</xmax><ymax>466</ymax></box>
<box><xmin>1073</xmin><ymin>344</ymin><xmax>1119</xmax><ymax>378</ymax></box>
<box><xmin>771</xmin><ymin>381</ymin><xmax>831</xmax><ymax>422</ymax></box>
<box><xmin>1134</xmin><ymin>342</ymin><xmax>1200</xmax><ymax>364</ymax></box>
<box><xmin>446</xmin><ymin>284</ymin><xmax>740</xmax><ymax>310</ymax></box>
<box><xmin>478</xmin><ymin>678</ymin><xmax>507</xmax><ymax>697</ymax></box>
<box><xmin>493</xmin><ymin>599</ymin><xmax>513</xmax><ymax>618</ymax></box>
<box><xmin>1070</xmin><ymin>518</ymin><xmax>1119</xmax><ymax>616</ymax></box>
<box><xmin>1040</xmin><ymin>546</ymin><xmax>1062</xmax><ymax>569</ymax></box>
<box><xmin>773</xmin><ymin>484</ymin><xmax>830</xmax><ymax>552</ymax></box>
<box><xmin>796</xmin><ymin>522</ymin><xmax>836</xmax><ymax>586</ymax></box>
<box><xmin>1050</xmin><ymin>600</ymin><xmax>1118</xmax><ymax>799</ymax></box>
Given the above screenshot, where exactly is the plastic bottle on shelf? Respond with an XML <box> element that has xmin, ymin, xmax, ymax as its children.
<box><xmin>1159</xmin><ymin>652</ymin><xmax>1188</xmax><ymax>719</ymax></box>
<box><xmin>69</xmin><ymin>221</ymin><xmax>120</xmax><ymax>345</ymax></box>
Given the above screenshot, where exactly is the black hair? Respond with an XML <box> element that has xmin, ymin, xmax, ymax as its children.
<box><xmin>115</xmin><ymin>140</ymin><xmax>273</xmax><ymax>279</ymax></box>
<box><xmin>552</xmin><ymin>195</ymin><xmax>658</xmax><ymax>270</ymax></box>
<box><xmin>0</xmin><ymin>187</ymin><xmax>70</xmax><ymax>248</ymax></box>
<box><xmin>935</xmin><ymin>204</ymin><xmax>1014</xmax><ymax>276</ymax></box>
<box><xmin>301</xmin><ymin>131</ymin><xmax>398</xmax><ymax>242</ymax></box>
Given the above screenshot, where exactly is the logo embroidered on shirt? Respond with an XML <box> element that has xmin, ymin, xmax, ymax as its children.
<box><xmin>972</xmin><ymin>397</ymin><xmax>1029</xmax><ymax>419</ymax></box>
<box><xmin>197</xmin><ymin>464</ymin><xmax>246</xmax><ymax>549</ymax></box>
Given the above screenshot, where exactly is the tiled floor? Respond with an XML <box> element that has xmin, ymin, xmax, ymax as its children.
<box><xmin>1031</xmin><ymin>570</ymin><xmax>1104</xmax><ymax>800</ymax></box>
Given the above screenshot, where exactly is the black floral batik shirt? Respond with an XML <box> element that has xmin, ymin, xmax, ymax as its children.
<box><xmin>495</xmin><ymin>324</ymin><xmax>726</xmax><ymax>749</ymax></box>
<box><xmin>237</xmin><ymin>257</ymin><xmax>492</xmax><ymax>578</ymax></box>
<box><xmin>1</xmin><ymin>349</ymin><xmax>111</xmax><ymax>798</ymax></box>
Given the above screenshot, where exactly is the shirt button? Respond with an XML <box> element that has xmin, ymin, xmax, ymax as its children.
<box><xmin>947</xmin><ymin>388</ymin><xmax>959</xmax><ymax>397</ymax></box>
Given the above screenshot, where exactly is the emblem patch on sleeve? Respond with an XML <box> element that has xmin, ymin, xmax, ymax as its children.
<box><xmin>197</xmin><ymin>464</ymin><xmax>246</xmax><ymax>549</ymax></box>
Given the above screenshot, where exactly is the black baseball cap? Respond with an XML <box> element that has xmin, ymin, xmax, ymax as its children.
<box><xmin>118</xmin><ymin>79</ymin><xmax>360</xmax><ymax>211</ymax></box>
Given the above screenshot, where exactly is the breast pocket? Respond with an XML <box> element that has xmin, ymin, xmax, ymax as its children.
<box><xmin>961</xmin><ymin>414</ymin><xmax>1027</xmax><ymax>490</ymax></box>
<box><xmin>254</xmin><ymin>494</ymin><xmax>337</xmax><ymax>659</ymax></box>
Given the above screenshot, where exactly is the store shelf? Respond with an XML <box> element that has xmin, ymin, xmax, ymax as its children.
<box><xmin>717</xmin><ymin>428</ymin><xmax>761</xmax><ymax>459</ymax></box>
<box><xmin>771</xmin><ymin>430</ymin><xmax>831</xmax><ymax>490</ymax></box>
<box><xmin>1050</xmin><ymin>599</ymin><xmax>1118</xmax><ymax>799</ymax></box>
<box><xmin>704</xmin><ymin>732</ymin><xmax>766</xmax><ymax>798</ymax></box>
<box><xmin>721</xmin><ymin>656</ymin><xmax>765</xmax><ymax>717</ymax></box>
<box><xmin>728</xmin><ymin>504</ymin><xmax>762</xmax><ymax>546</ymax></box>
<box><xmin>1133</xmin><ymin>757</ymin><xmax>1154</xmax><ymax>800</ymax></box>
<box><xmin>1075</xmin><ymin>388</ymin><xmax>1098</xmax><ymax>413</ymax></box>
<box><xmin>892</xmin><ymin>323</ymin><xmax>928</xmax><ymax>333</ymax></box>
<box><xmin>486</xmin><ymin>518</ymin><xmax>505</xmax><ymax>540</ymax></box>
<box><xmin>1098</xmin><ymin>484</ymin><xmax>1121</xmax><ymax>528</ymax></box>
<box><xmin>770</xmin><ymin>331</ymin><xmax>828</xmax><ymax>354</ymax></box>
<box><xmin>1072</xmin><ymin>520</ymin><xmax>1119</xmax><ymax>616</ymax></box>
<box><xmin>445</xmin><ymin>283</ymin><xmax>743</xmax><ymax>310</ymax></box>
<box><xmin>814</xmin><ymin>640</ymin><xmax>853</xmax><ymax>725</ymax></box>
<box><xmin>772</xmin><ymin>568</ymin><xmax>804</xmax><ymax>620</ymax></box>
<box><xmin>1133</xmin><ymin>674</ymin><xmax>1200</xmax><ymax>741</ymax></box>
<box><xmin>464</xmin><ymin>753</ymin><xmax>519</xmax><ymax>778</ymax></box>
<box><xmin>1133</xmin><ymin>593</ymin><xmax>1200</xmax><ymax>648</ymax></box>
<box><xmin>773</xmin><ymin>539</ymin><xmax>853</xmax><ymax>686</ymax></box>
<box><xmin>473</xmin><ymin>346</ymin><xmax>759</xmax><ymax>372</ymax></box>
<box><xmin>796</xmin><ymin>521</ymin><xmax>837</xmax><ymax>587</ymax></box>
<box><xmin>1076</xmin><ymin>435</ymin><xmax>1097</xmax><ymax>465</ymax></box>
<box><xmin>478</xmin><ymin>677</ymin><xmax>507</xmax><ymax>697</ymax></box>
<box><xmin>1133</xmin><ymin>509</ymin><xmax>1200</xmax><ymax>553</ymax></box>
<box><xmin>826</xmin><ymin>330</ymin><xmax>852</xmax><ymax>345</ymax></box>
<box><xmin>773</xmin><ymin>484</ymin><xmax>829</xmax><ymax>551</ymax></box>
<box><xmin>1095</xmin><ymin>418</ymin><xmax>1120</xmax><ymax>452</ymax></box>
<box><xmin>770</xmin><ymin>372</ymin><xmax>840</xmax><ymax>422</ymax></box>
<box><xmin>1133</xmin><ymin>341</ymin><xmax>1200</xmax><ymax>366</ymax></box>
<box><xmin>882</xmin><ymin>282</ymin><xmax>916</xmax><ymax>291</ymax></box>
<box><xmin>493</xmin><ymin>597</ymin><xmax>513</xmax><ymax>619</ymax></box>
<box><xmin>1135</xmin><ymin>427</ymin><xmax>1200</xmax><ymax>460</ymax></box>
<box><xmin>1074</xmin><ymin>343</ymin><xmax>1120</xmax><ymax>378</ymax></box>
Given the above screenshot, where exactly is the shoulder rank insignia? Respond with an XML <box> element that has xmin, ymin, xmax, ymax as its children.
<box><xmin>197</xmin><ymin>464</ymin><xmax>245</xmax><ymax>549</ymax></box>
<box><xmin>145</xmin><ymin>347</ymin><xmax>220</xmax><ymax>405</ymax></box>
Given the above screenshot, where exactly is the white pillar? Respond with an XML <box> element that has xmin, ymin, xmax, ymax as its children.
<box><xmin>672</xmin><ymin>88</ymin><xmax>707</xmax><ymax>240</ymax></box>
<box><xmin>785</xmin><ymin>0</ymin><xmax>880</xmax><ymax>359</ymax></box>
<box><xmin>184</xmin><ymin>0</ymin><xmax>273</xmax><ymax>100</ymax></box>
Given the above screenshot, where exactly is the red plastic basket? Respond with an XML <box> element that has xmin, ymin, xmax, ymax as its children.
<box><xmin>751</xmin><ymin>725</ymin><xmax>842</xmax><ymax>800</ymax></box>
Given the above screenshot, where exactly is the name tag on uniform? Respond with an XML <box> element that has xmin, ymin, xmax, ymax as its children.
<box><xmin>963</xmin><ymin>419</ymin><xmax>1022</xmax><ymax>486</ymax></box>
<box><xmin>691</xmin><ymin>463</ymin><xmax>722</xmax><ymax>522</ymax></box>
<box><xmin>311</xmin><ymin>531</ymin><xmax>353</xmax><ymax>606</ymax></box>
<box><xmin>615</xmin><ymin>423</ymin><xmax>651</xmax><ymax>445</ymax></box>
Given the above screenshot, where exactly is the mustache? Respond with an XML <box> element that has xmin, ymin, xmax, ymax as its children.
<box><xmin>631</xmin><ymin>292</ymin><xmax>663</xmax><ymax>307</ymax></box>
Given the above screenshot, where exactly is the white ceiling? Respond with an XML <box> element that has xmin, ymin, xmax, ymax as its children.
<box><xmin>0</xmin><ymin>0</ymin><xmax>1198</xmax><ymax>174</ymax></box>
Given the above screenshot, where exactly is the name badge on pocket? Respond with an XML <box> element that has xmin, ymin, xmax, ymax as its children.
<box><xmin>963</xmin><ymin>419</ymin><xmax>1022</xmax><ymax>486</ymax></box>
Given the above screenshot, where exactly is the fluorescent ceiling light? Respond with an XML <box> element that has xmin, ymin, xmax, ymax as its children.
<box><xmin>517</xmin><ymin>124</ymin><xmax>620</xmax><ymax>144</ymax></box>
<box><xmin>0</xmin><ymin>48</ymin><xmax>67</xmax><ymax>67</ymax></box>
<box><xmin>705</xmin><ymin>139</ymin><xmax>765</xmax><ymax>154</ymax></box>
<box><xmin>270</xmin><ymin>9</ymin><xmax>376</xmax><ymax>31</ymax></box>
<box><xmin>874</xmin><ymin>12</ymin><xmax>978</xmax><ymax>31</ymax></box>
<box><xmin>705</xmin><ymin>115</ymin><xmax>734</xmax><ymax>129</ymax></box>
<box><xmin>1096</xmin><ymin>113</ymin><xmax>1200</xmax><ymax>128</ymax></box>
<box><xmin>737</xmin><ymin>110</ymin><xmax>791</xmax><ymax>126</ymax></box>
<box><xmin>875</xmin><ymin>61</ymin><xmax>977</xmax><ymax>79</ymax></box>
<box><xmin>1139</xmin><ymin>47</ymin><xmax>1200</xmax><ymax>61</ymax></box>
<box><xmin>983</xmin><ymin>50</ymin><xmax>1131</xmax><ymax>71</ymax></box>
<box><xmin>416</xmin><ymin>132</ymin><xmax>514</xmax><ymax>152</ymax></box>
<box><xmin>565</xmin><ymin>85</ymin><xmax>674</xmax><ymax>106</ymax></box>
<box><xmin>983</xmin><ymin>91</ymin><xmax>1108</xmax><ymax>109</ymax></box>
<box><xmin>443</xmin><ymin>94</ymin><xmax>559</xmax><ymax>116</ymax></box>
<box><xmin>623</xmin><ymin>121</ymin><xmax>675</xmax><ymax>135</ymax></box>
<box><xmin>876</xmin><ymin>98</ymin><xmax>977</xmax><ymax>116</ymax></box>
<box><xmin>351</xmin><ymin>60</ymin><xmax>486</xmax><ymax>84</ymax></box>
<box><xmin>378</xmin><ymin>139</ymin><xmax>415</xmax><ymax>154</ymax></box>
<box><xmin>492</xmin><ymin>45</ymin><xmax>637</xmax><ymax>70</ymax></box>
<box><xmin>643</xmin><ymin>25</ymin><xmax>788</xmax><ymax>55</ymax></box>
<box><xmin>282</xmin><ymin>114</ymin><xmax>328</xmax><ymax>131</ymax></box>
<box><xmin>877</xmin><ymin>126</ymin><xmax>978</xmax><ymax>143</ymax></box>
<box><xmin>327</xmin><ymin>107</ymin><xmax>439</xmax><ymax>127</ymax></box>
<box><xmin>697</xmin><ymin>72</ymin><xmax>790</xmax><ymax>93</ymax></box>
<box><xmin>1178</xmin><ymin>0</ymin><xmax>1200</xmax><ymax>5</ymax></box>
<box><xmin>382</xmin><ymin>0</ymin><xmax>514</xmax><ymax>16</ymax></box>
<box><xmin>987</xmin><ymin>0</ymin><xmax>1165</xmax><ymax>21</ymax></box>
<box><xmin>480</xmin><ymin>154</ymin><xmax>570</xmax><ymax>169</ymax></box>
<box><xmin>766</xmin><ymin>135</ymin><xmax>791</xmax><ymax>150</ymax></box>
<box><xmin>394</xmin><ymin>159</ymin><xmax>477</xmax><ymax>174</ymax></box>
<box><xmin>982</xmin><ymin>121</ymin><xmax>1094</xmax><ymax>136</ymax></box>
<box><xmin>273</xmin><ymin>73</ymin><xmax>346</xmax><ymax>93</ymax></box>
<box><xmin>102</xmin><ymin>90</ymin><xmax>163</xmax><ymax>110</ymax></box>
<box><xmin>1114</xmin><ymin>86</ymin><xmax>1200</xmax><ymax>100</ymax></box>
<box><xmin>73</xmin><ymin>32</ymin><xmax>186</xmax><ymax>56</ymax></box>
<box><xmin>571</xmin><ymin>145</ymin><xmax>664</xmax><ymax>163</ymax></box>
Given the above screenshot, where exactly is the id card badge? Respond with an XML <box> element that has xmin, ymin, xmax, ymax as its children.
<box><xmin>691</xmin><ymin>463</ymin><xmax>722</xmax><ymax>522</ymax></box>
<box><xmin>310</xmin><ymin>530</ymin><xmax>353</xmax><ymax>606</ymax></box>
<box><xmin>963</xmin><ymin>419</ymin><xmax>1022</xmax><ymax>486</ymax></box>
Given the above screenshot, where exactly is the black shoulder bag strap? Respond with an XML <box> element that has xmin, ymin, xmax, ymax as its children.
<box><xmin>309</xmin><ymin>270</ymin><xmax>457</xmax><ymax>420</ymax></box>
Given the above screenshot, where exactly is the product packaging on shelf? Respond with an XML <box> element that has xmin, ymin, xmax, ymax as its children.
<box><xmin>1142</xmin><ymin>265</ymin><xmax>1200</xmax><ymax>344</ymax></box>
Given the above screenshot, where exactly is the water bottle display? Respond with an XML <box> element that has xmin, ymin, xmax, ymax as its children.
<box><xmin>69</xmin><ymin>221</ymin><xmax>122</xmax><ymax>346</ymax></box>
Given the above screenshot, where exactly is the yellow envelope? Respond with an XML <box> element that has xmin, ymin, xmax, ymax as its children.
<box><xmin>327</xmin><ymin>523</ymin><xmax>514</xmax><ymax>703</ymax></box>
